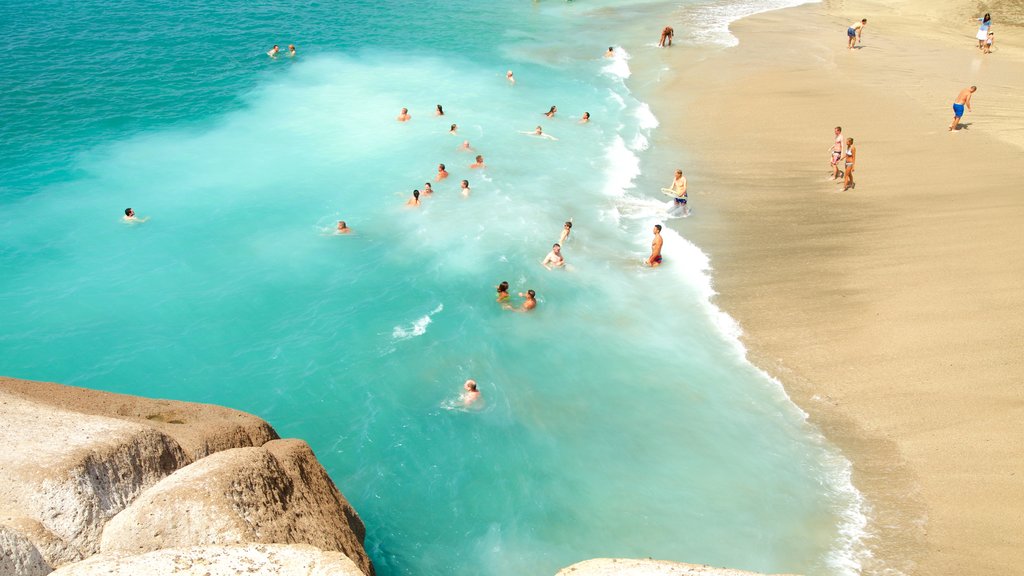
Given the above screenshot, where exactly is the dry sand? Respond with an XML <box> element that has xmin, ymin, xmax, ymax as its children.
<box><xmin>633</xmin><ymin>0</ymin><xmax>1024</xmax><ymax>573</ymax></box>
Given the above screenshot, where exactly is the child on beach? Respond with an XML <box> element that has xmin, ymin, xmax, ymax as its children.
<box><xmin>984</xmin><ymin>32</ymin><xmax>994</xmax><ymax>54</ymax></box>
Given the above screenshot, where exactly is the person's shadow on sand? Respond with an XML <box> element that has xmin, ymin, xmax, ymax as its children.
<box><xmin>954</xmin><ymin>122</ymin><xmax>973</xmax><ymax>130</ymax></box>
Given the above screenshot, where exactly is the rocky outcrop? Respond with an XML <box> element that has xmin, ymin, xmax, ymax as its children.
<box><xmin>100</xmin><ymin>440</ymin><xmax>372</xmax><ymax>575</ymax></box>
<box><xmin>0</xmin><ymin>378</ymin><xmax>372</xmax><ymax>576</ymax></box>
<box><xmin>556</xmin><ymin>559</ymin><xmax>800</xmax><ymax>576</ymax></box>
<box><xmin>49</xmin><ymin>543</ymin><xmax>365</xmax><ymax>576</ymax></box>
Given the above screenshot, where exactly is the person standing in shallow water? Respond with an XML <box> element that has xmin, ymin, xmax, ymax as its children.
<box><xmin>647</xmin><ymin>224</ymin><xmax>663</xmax><ymax>267</ymax></box>
<box><xmin>659</xmin><ymin>26</ymin><xmax>674</xmax><ymax>47</ymax></box>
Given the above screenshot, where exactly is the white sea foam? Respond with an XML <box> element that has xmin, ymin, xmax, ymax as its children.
<box><xmin>392</xmin><ymin>304</ymin><xmax>444</xmax><ymax>341</ymax></box>
<box><xmin>685</xmin><ymin>0</ymin><xmax>821</xmax><ymax>47</ymax></box>
<box><xmin>600</xmin><ymin>47</ymin><xmax>631</xmax><ymax>79</ymax></box>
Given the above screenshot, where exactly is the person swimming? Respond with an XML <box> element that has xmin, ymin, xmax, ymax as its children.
<box><xmin>559</xmin><ymin>221</ymin><xmax>572</xmax><ymax>245</ymax></box>
<box><xmin>460</xmin><ymin>179</ymin><xmax>471</xmax><ymax>197</ymax></box>
<box><xmin>336</xmin><ymin>220</ymin><xmax>352</xmax><ymax>234</ymax></box>
<box><xmin>496</xmin><ymin>281</ymin><xmax>510</xmax><ymax>302</ymax></box>
<box><xmin>407</xmin><ymin>189</ymin><xmax>421</xmax><ymax>207</ymax></box>
<box><xmin>450</xmin><ymin>123</ymin><xmax>458</xmax><ymax>134</ymax></box>
<box><xmin>506</xmin><ymin>70</ymin><xmax>515</xmax><ymax>84</ymax></box>
<box><xmin>397</xmin><ymin>107</ymin><xmax>411</xmax><ymax>122</ymax></box>
<box><xmin>544</xmin><ymin>105</ymin><xmax>557</xmax><ymax>118</ymax></box>
<box><xmin>457</xmin><ymin>140</ymin><xmax>473</xmax><ymax>152</ymax></box>
<box><xmin>123</xmin><ymin>207</ymin><xmax>149</xmax><ymax>223</ymax></box>
<box><xmin>579</xmin><ymin>112</ymin><xmax>590</xmax><ymax>123</ymax></box>
<box><xmin>461</xmin><ymin>379</ymin><xmax>481</xmax><ymax>407</ymax></box>
<box><xmin>436</xmin><ymin>104</ymin><xmax>445</xmax><ymax>116</ymax></box>
<box><xmin>604</xmin><ymin>46</ymin><xmax>614</xmax><ymax>58</ymax></box>
<box><xmin>542</xmin><ymin>243</ymin><xmax>565</xmax><ymax>270</ymax></box>
<box><xmin>267</xmin><ymin>45</ymin><xmax>279</xmax><ymax>58</ymax></box>
<box><xmin>504</xmin><ymin>289</ymin><xmax>537</xmax><ymax>312</ymax></box>
<box><xmin>521</xmin><ymin>126</ymin><xmax>558</xmax><ymax>141</ymax></box>
<box><xmin>422</xmin><ymin>182</ymin><xmax>433</xmax><ymax>195</ymax></box>
<box><xmin>436</xmin><ymin>163</ymin><xmax>449</xmax><ymax>181</ymax></box>
<box><xmin>470</xmin><ymin>155</ymin><xmax>485</xmax><ymax>169</ymax></box>
<box><xmin>287</xmin><ymin>44</ymin><xmax>296</xmax><ymax>57</ymax></box>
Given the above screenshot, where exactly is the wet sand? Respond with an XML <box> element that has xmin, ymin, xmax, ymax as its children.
<box><xmin>636</xmin><ymin>0</ymin><xmax>1024</xmax><ymax>573</ymax></box>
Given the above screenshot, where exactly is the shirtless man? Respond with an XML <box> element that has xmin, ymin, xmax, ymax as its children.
<box><xmin>659</xmin><ymin>26</ymin><xmax>674</xmax><ymax>47</ymax></box>
<box><xmin>847</xmin><ymin>19</ymin><xmax>867</xmax><ymax>49</ymax></box>
<box><xmin>579</xmin><ymin>112</ymin><xmax>590</xmax><ymax>124</ymax></box>
<box><xmin>461</xmin><ymin>379</ymin><xmax>481</xmax><ymax>407</ymax></box>
<box><xmin>123</xmin><ymin>208</ymin><xmax>149</xmax><ymax>223</ymax></box>
<box><xmin>470</xmin><ymin>155</ymin><xmax>485</xmax><ymax>169</ymax></box>
<box><xmin>668</xmin><ymin>169</ymin><xmax>689</xmax><ymax>216</ymax></box>
<box><xmin>604</xmin><ymin>46</ymin><xmax>615</xmax><ymax>58</ymax></box>
<box><xmin>422</xmin><ymin>182</ymin><xmax>433</xmax><ymax>195</ymax></box>
<box><xmin>523</xmin><ymin>126</ymin><xmax>558</xmax><ymax>141</ymax></box>
<box><xmin>336</xmin><ymin>220</ymin><xmax>351</xmax><ymax>234</ymax></box>
<box><xmin>396</xmin><ymin>107</ymin><xmax>411</xmax><ymax>122</ymax></box>
<box><xmin>950</xmin><ymin>86</ymin><xmax>977</xmax><ymax>131</ymax></box>
<box><xmin>647</xmin><ymin>224</ymin><xmax>663</xmax><ymax>267</ymax></box>
<box><xmin>436</xmin><ymin>163</ymin><xmax>449</xmax><ymax>181</ymax></box>
<box><xmin>406</xmin><ymin>189</ymin><xmax>421</xmax><ymax>207</ymax></box>
<box><xmin>460</xmin><ymin>180</ymin><xmax>471</xmax><ymax>197</ymax></box>
<box><xmin>504</xmin><ymin>290</ymin><xmax>537</xmax><ymax>312</ymax></box>
<box><xmin>542</xmin><ymin>243</ymin><xmax>565</xmax><ymax>270</ymax></box>
<box><xmin>267</xmin><ymin>45</ymin><xmax>279</xmax><ymax>58</ymax></box>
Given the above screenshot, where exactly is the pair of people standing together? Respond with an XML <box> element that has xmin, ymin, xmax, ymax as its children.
<box><xmin>829</xmin><ymin>126</ymin><xmax>856</xmax><ymax>191</ymax></box>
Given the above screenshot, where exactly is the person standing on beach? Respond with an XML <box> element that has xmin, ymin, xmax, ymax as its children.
<box><xmin>842</xmin><ymin>138</ymin><xmax>857</xmax><ymax>191</ymax></box>
<box><xmin>949</xmin><ymin>86</ymin><xmax>976</xmax><ymax>131</ymax></box>
<box><xmin>829</xmin><ymin>126</ymin><xmax>844</xmax><ymax>180</ymax></box>
<box><xmin>659</xmin><ymin>26</ymin><xmax>674</xmax><ymax>47</ymax></box>
<box><xmin>647</xmin><ymin>224</ymin><xmax>663</xmax><ymax>267</ymax></box>
<box><xmin>975</xmin><ymin>14</ymin><xmax>992</xmax><ymax>50</ymax></box>
<box><xmin>847</xmin><ymin>19</ymin><xmax>867</xmax><ymax>49</ymax></box>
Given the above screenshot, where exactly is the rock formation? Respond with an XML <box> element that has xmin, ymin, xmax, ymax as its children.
<box><xmin>0</xmin><ymin>377</ymin><xmax>373</xmax><ymax>576</ymax></box>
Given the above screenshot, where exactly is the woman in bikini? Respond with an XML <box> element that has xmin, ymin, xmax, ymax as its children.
<box><xmin>842</xmin><ymin>137</ymin><xmax>857</xmax><ymax>191</ymax></box>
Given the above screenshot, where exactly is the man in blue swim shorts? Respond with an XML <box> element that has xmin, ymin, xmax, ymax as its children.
<box><xmin>950</xmin><ymin>86</ymin><xmax>976</xmax><ymax>131</ymax></box>
<box><xmin>847</xmin><ymin>19</ymin><xmax>866</xmax><ymax>49</ymax></box>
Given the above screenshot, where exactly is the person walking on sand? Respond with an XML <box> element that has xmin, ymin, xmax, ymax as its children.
<box><xmin>949</xmin><ymin>86</ymin><xmax>976</xmax><ymax>131</ymax></box>
<box><xmin>829</xmin><ymin>126</ymin><xmax>844</xmax><ymax>180</ymax></box>
<box><xmin>975</xmin><ymin>14</ymin><xmax>992</xmax><ymax>50</ymax></box>
<box><xmin>842</xmin><ymin>138</ymin><xmax>857</xmax><ymax>191</ymax></box>
<box><xmin>847</xmin><ymin>19</ymin><xmax>867</xmax><ymax>49</ymax></box>
<box><xmin>659</xmin><ymin>26</ymin><xmax>674</xmax><ymax>47</ymax></box>
<box><xmin>647</xmin><ymin>224</ymin><xmax>663</xmax><ymax>267</ymax></box>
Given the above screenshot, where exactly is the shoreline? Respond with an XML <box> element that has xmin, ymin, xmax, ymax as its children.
<box><xmin>626</xmin><ymin>0</ymin><xmax>1024</xmax><ymax>573</ymax></box>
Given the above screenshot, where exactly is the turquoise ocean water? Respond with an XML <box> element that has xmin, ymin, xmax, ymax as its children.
<box><xmin>0</xmin><ymin>0</ymin><xmax>870</xmax><ymax>574</ymax></box>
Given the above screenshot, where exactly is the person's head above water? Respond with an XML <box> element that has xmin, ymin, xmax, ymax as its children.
<box><xmin>464</xmin><ymin>379</ymin><xmax>478</xmax><ymax>391</ymax></box>
<box><xmin>124</xmin><ymin>208</ymin><xmax>134</xmax><ymax>217</ymax></box>
<box><xmin>439</xmin><ymin>163</ymin><xmax>446</xmax><ymax>170</ymax></box>
<box><xmin>552</xmin><ymin>243</ymin><xmax>561</xmax><ymax>250</ymax></box>
<box><xmin>461</xmin><ymin>179</ymin><xmax>469</xmax><ymax>187</ymax></box>
<box><xmin>565</xmin><ymin>221</ymin><xmax>572</xmax><ymax>229</ymax></box>
<box><xmin>413</xmin><ymin>189</ymin><xmax>420</xmax><ymax>199</ymax></box>
<box><xmin>450</xmin><ymin>123</ymin><xmax>457</xmax><ymax>131</ymax></box>
<box><xmin>527</xmin><ymin>289</ymin><xmax>536</xmax><ymax>299</ymax></box>
<box><xmin>498</xmin><ymin>281</ymin><xmax>509</xmax><ymax>292</ymax></box>
<box><xmin>436</xmin><ymin>104</ymin><xmax>444</xmax><ymax>114</ymax></box>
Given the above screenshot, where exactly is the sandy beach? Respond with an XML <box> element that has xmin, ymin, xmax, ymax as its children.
<box><xmin>636</xmin><ymin>0</ymin><xmax>1024</xmax><ymax>573</ymax></box>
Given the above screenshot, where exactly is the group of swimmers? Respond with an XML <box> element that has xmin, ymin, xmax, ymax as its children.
<box><xmin>266</xmin><ymin>44</ymin><xmax>297</xmax><ymax>58</ymax></box>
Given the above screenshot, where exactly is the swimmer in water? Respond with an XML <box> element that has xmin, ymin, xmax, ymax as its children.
<box><xmin>520</xmin><ymin>126</ymin><xmax>558</xmax><ymax>141</ymax></box>
<box><xmin>287</xmin><ymin>44</ymin><xmax>296</xmax><ymax>57</ymax></box>
<box><xmin>457</xmin><ymin>140</ymin><xmax>473</xmax><ymax>152</ymax></box>
<box><xmin>647</xmin><ymin>224</ymin><xmax>663</xmax><ymax>267</ymax></box>
<box><xmin>503</xmin><ymin>289</ymin><xmax>537</xmax><ymax>312</ymax></box>
<box><xmin>544</xmin><ymin>105</ymin><xmax>557</xmax><ymax>118</ymax></box>
<box><xmin>123</xmin><ymin>208</ymin><xmax>149</xmax><ymax>223</ymax></box>
<box><xmin>496</xmin><ymin>281</ymin><xmax>510</xmax><ymax>302</ymax></box>
<box><xmin>436</xmin><ymin>163</ymin><xmax>449</xmax><ymax>182</ymax></box>
<box><xmin>397</xmin><ymin>107</ymin><xmax>411</xmax><ymax>122</ymax></box>
<box><xmin>604</xmin><ymin>46</ymin><xmax>615</xmax><ymax>58</ymax></box>
<box><xmin>267</xmin><ymin>45</ymin><xmax>279</xmax><ymax>58</ymax></box>
<box><xmin>559</xmin><ymin>220</ymin><xmax>572</xmax><ymax>245</ymax></box>
<box><xmin>406</xmin><ymin>189</ymin><xmax>421</xmax><ymax>207</ymax></box>
<box><xmin>422</xmin><ymin>182</ymin><xmax>433</xmax><ymax>195</ymax></box>
<box><xmin>542</xmin><ymin>243</ymin><xmax>565</xmax><ymax>270</ymax></box>
<box><xmin>336</xmin><ymin>220</ymin><xmax>351</xmax><ymax>234</ymax></box>
<box><xmin>506</xmin><ymin>70</ymin><xmax>515</xmax><ymax>84</ymax></box>
<box><xmin>450</xmin><ymin>123</ymin><xmax>458</xmax><ymax>134</ymax></box>
<box><xmin>470</xmin><ymin>155</ymin><xmax>485</xmax><ymax>169</ymax></box>
<box><xmin>436</xmin><ymin>104</ymin><xmax>445</xmax><ymax>116</ymax></box>
<box><xmin>461</xmin><ymin>379</ymin><xmax>481</xmax><ymax>407</ymax></box>
<box><xmin>579</xmin><ymin>112</ymin><xmax>590</xmax><ymax>123</ymax></box>
<box><xmin>460</xmin><ymin>179</ymin><xmax>471</xmax><ymax>197</ymax></box>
